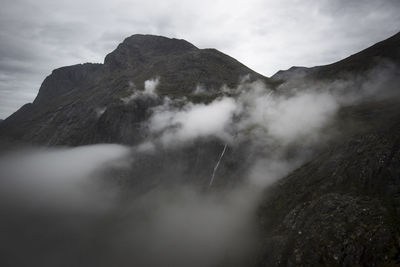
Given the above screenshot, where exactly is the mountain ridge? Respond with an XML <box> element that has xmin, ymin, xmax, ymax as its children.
<box><xmin>272</xmin><ymin>31</ymin><xmax>400</xmax><ymax>82</ymax></box>
<box><xmin>0</xmin><ymin>35</ymin><xmax>267</xmax><ymax>146</ymax></box>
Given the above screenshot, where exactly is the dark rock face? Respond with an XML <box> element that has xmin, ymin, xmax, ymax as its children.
<box><xmin>34</xmin><ymin>63</ymin><xmax>104</xmax><ymax>105</ymax></box>
<box><xmin>257</xmin><ymin>117</ymin><xmax>400</xmax><ymax>265</ymax></box>
<box><xmin>104</xmin><ymin>34</ymin><xmax>198</xmax><ymax>69</ymax></box>
<box><xmin>261</xmin><ymin>193</ymin><xmax>396</xmax><ymax>266</ymax></box>
<box><xmin>91</xmin><ymin>97</ymin><xmax>158</xmax><ymax>144</ymax></box>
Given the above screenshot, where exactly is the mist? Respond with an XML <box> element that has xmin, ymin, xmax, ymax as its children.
<box><xmin>0</xmin><ymin>144</ymin><xmax>130</xmax><ymax>205</ymax></box>
<box><xmin>0</xmin><ymin>145</ymin><xmax>256</xmax><ymax>267</ymax></box>
<box><xmin>1</xmin><ymin>63</ymin><xmax>399</xmax><ymax>266</ymax></box>
<box><xmin>149</xmin><ymin>96</ymin><xmax>237</xmax><ymax>145</ymax></box>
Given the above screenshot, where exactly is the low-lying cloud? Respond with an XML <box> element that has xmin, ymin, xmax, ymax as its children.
<box><xmin>0</xmin><ymin>144</ymin><xmax>255</xmax><ymax>267</ymax></box>
<box><xmin>144</xmin><ymin>77</ymin><xmax>160</xmax><ymax>95</ymax></box>
<box><xmin>148</xmin><ymin>78</ymin><xmax>340</xmax><ymax>148</ymax></box>
<box><xmin>122</xmin><ymin>77</ymin><xmax>160</xmax><ymax>103</ymax></box>
<box><xmin>0</xmin><ymin>144</ymin><xmax>131</xmax><ymax>209</ymax></box>
<box><xmin>149</xmin><ymin>97</ymin><xmax>237</xmax><ymax>145</ymax></box>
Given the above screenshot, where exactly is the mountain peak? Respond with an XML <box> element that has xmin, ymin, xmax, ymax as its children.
<box><xmin>123</xmin><ymin>34</ymin><xmax>197</xmax><ymax>50</ymax></box>
<box><xmin>104</xmin><ymin>34</ymin><xmax>198</xmax><ymax>68</ymax></box>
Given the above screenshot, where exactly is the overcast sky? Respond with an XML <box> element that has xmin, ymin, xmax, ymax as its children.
<box><xmin>0</xmin><ymin>0</ymin><xmax>399</xmax><ymax>119</ymax></box>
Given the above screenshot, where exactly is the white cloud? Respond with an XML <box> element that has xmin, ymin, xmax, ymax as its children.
<box><xmin>0</xmin><ymin>144</ymin><xmax>131</xmax><ymax>209</ymax></box>
<box><xmin>121</xmin><ymin>77</ymin><xmax>159</xmax><ymax>103</ymax></box>
<box><xmin>147</xmin><ymin>78</ymin><xmax>341</xmax><ymax>148</ymax></box>
<box><xmin>261</xmin><ymin>92</ymin><xmax>338</xmax><ymax>143</ymax></box>
<box><xmin>144</xmin><ymin>77</ymin><xmax>160</xmax><ymax>95</ymax></box>
<box><xmin>150</xmin><ymin>97</ymin><xmax>237</xmax><ymax>145</ymax></box>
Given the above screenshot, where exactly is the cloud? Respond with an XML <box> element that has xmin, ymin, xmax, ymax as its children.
<box><xmin>144</xmin><ymin>77</ymin><xmax>160</xmax><ymax>95</ymax></box>
<box><xmin>147</xmin><ymin>74</ymin><xmax>369</xmax><ymax>149</ymax></box>
<box><xmin>121</xmin><ymin>77</ymin><xmax>160</xmax><ymax>103</ymax></box>
<box><xmin>247</xmin><ymin>156</ymin><xmax>301</xmax><ymax>188</ymax></box>
<box><xmin>149</xmin><ymin>97</ymin><xmax>237</xmax><ymax>145</ymax></box>
<box><xmin>0</xmin><ymin>145</ymin><xmax>256</xmax><ymax>267</ymax></box>
<box><xmin>259</xmin><ymin>91</ymin><xmax>338</xmax><ymax>143</ymax></box>
<box><xmin>142</xmin><ymin>68</ymin><xmax>398</xmax><ymax>189</ymax></box>
<box><xmin>113</xmin><ymin>187</ymin><xmax>256</xmax><ymax>267</ymax></box>
<box><xmin>0</xmin><ymin>144</ymin><xmax>131</xmax><ymax>209</ymax></box>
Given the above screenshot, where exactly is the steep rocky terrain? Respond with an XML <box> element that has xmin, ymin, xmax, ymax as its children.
<box><xmin>257</xmin><ymin>98</ymin><xmax>400</xmax><ymax>266</ymax></box>
<box><xmin>0</xmin><ymin>32</ymin><xmax>400</xmax><ymax>267</ymax></box>
<box><xmin>256</xmin><ymin>32</ymin><xmax>400</xmax><ymax>266</ymax></box>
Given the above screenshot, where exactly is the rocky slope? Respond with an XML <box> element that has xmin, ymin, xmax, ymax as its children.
<box><xmin>256</xmin><ymin>32</ymin><xmax>400</xmax><ymax>266</ymax></box>
<box><xmin>257</xmin><ymin>98</ymin><xmax>400</xmax><ymax>266</ymax></box>
<box><xmin>272</xmin><ymin>32</ymin><xmax>400</xmax><ymax>82</ymax></box>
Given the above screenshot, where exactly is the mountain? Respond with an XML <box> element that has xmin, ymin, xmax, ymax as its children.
<box><xmin>1</xmin><ymin>32</ymin><xmax>400</xmax><ymax>267</ymax></box>
<box><xmin>273</xmin><ymin>32</ymin><xmax>400</xmax><ymax>82</ymax></box>
<box><xmin>0</xmin><ymin>34</ymin><xmax>267</xmax><ymax>146</ymax></box>
<box><xmin>256</xmin><ymin>32</ymin><xmax>400</xmax><ymax>266</ymax></box>
<box><xmin>257</xmin><ymin>99</ymin><xmax>400</xmax><ymax>266</ymax></box>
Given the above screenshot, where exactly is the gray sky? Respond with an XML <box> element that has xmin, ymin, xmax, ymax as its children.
<box><xmin>1</xmin><ymin>0</ymin><xmax>399</xmax><ymax>119</ymax></box>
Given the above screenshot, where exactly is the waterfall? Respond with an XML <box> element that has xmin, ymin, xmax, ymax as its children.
<box><xmin>209</xmin><ymin>144</ymin><xmax>228</xmax><ymax>187</ymax></box>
